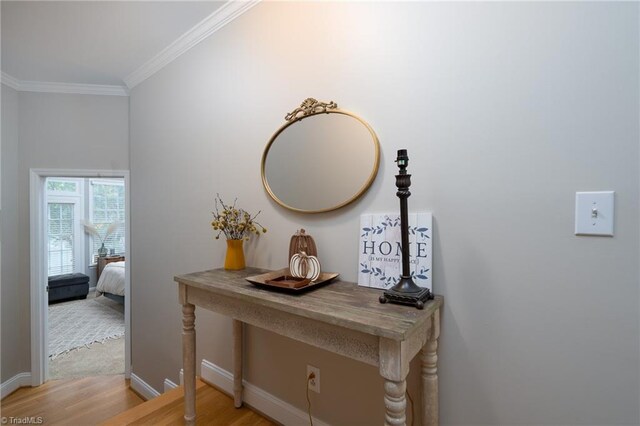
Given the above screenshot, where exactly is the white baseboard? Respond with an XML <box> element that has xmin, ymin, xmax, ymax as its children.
<box><xmin>130</xmin><ymin>372</ymin><xmax>160</xmax><ymax>401</ymax></box>
<box><xmin>162</xmin><ymin>369</ymin><xmax>183</xmax><ymax>392</ymax></box>
<box><xmin>200</xmin><ymin>359</ymin><xmax>329</xmax><ymax>426</ymax></box>
<box><xmin>163</xmin><ymin>378</ymin><xmax>178</xmax><ymax>392</ymax></box>
<box><xmin>1</xmin><ymin>372</ymin><xmax>32</xmax><ymax>400</ymax></box>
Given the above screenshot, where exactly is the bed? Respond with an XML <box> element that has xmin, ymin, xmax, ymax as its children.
<box><xmin>96</xmin><ymin>261</ymin><xmax>125</xmax><ymax>304</ymax></box>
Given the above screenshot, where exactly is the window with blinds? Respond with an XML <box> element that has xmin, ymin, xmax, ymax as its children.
<box><xmin>46</xmin><ymin>178</ymin><xmax>84</xmax><ymax>277</ymax></box>
<box><xmin>48</xmin><ymin>202</ymin><xmax>75</xmax><ymax>276</ymax></box>
<box><xmin>90</xmin><ymin>179</ymin><xmax>125</xmax><ymax>263</ymax></box>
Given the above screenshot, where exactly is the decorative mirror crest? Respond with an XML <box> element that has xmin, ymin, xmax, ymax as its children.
<box><xmin>284</xmin><ymin>98</ymin><xmax>338</xmax><ymax>122</ymax></box>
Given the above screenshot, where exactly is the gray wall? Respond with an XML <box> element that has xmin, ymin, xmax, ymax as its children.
<box><xmin>129</xmin><ymin>2</ymin><xmax>639</xmax><ymax>425</ymax></box>
<box><xmin>1</xmin><ymin>84</ymin><xmax>27</xmax><ymax>383</ymax></box>
<box><xmin>0</xmin><ymin>90</ymin><xmax>129</xmax><ymax>383</ymax></box>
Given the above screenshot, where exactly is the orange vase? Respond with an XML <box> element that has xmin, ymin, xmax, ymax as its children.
<box><xmin>224</xmin><ymin>239</ymin><xmax>245</xmax><ymax>270</ymax></box>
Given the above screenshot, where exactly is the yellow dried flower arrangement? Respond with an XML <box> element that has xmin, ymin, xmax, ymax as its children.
<box><xmin>211</xmin><ymin>194</ymin><xmax>266</xmax><ymax>241</ymax></box>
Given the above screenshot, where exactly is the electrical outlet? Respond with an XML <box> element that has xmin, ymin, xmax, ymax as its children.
<box><xmin>307</xmin><ymin>365</ymin><xmax>320</xmax><ymax>393</ymax></box>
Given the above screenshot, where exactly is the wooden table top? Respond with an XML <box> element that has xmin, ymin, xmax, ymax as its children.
<box><xmin>175</xmin><ymin>267</ymin><xmax>443</xmax><ymax>341</ymax></box>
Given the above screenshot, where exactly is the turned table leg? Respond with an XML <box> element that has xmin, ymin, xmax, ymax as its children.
<box><xmin>232</xmin><ymin>319</ymin><xmax>243</xmax><ymax>408</ymax></box>
<box><xmin>182</xmin><ymin>303</ymin><xmax>196</xmax><ymax>425</ymax></box>
<box><xmin>384</xmin><ymin>379</ymin><xmax>407</xmax><ymax>426</ymax></box>
<box><xmin>421</xmin><ymin>310</ymin><xmax>440</xmax><ymax>426</ymax></box>
<box><xmin>380</xmin><ymin>337</ymin><xmax>410</xmax><ymax>426</ymax></box>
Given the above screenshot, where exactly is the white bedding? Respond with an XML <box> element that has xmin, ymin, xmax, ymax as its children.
<box><xmin>97</xmin><ymin>261</ymin><xmax>125</xmax><ymax>296</ymax></box>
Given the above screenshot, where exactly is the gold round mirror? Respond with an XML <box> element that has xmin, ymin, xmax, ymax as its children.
<box><xmin>261</xmin><ymin>99</ymin><xmax>380</xmax><ymax>213</ymax></box>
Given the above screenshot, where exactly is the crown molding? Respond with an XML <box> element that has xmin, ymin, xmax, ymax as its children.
<box><xmin>1</xmin><ymin>72</ymin><xmax>21</xmax><ymax>90</ymax></box>
<box><xmin>1</xmin><ymin>71</ymin><xmax>129</xmax><ymax>96</ymax></box>
<box><xmin>1</xmin><ymin>0</ymin><xmax>258</xmax><ymax>94</ymax></box>
<box><xmin>19</xmin><ymin>80</ymin><xmax>129</xmax><ymax>96</ymax></box>
<box><xmin>123</xmin><ymin>0</ymin><xmax>260</xmax><ymax>89</ymax></box>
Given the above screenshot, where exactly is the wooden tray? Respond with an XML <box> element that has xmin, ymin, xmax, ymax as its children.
<box><xmin>246</xmin><ymin>268</ymin><xmax>340</xmax><ymax>293</ymax></box>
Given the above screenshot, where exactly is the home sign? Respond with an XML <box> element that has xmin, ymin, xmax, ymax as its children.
<box><xmin>358</xmin><ymin>213</ymin><xmax>432</xmax><ymax>290</ymax></box>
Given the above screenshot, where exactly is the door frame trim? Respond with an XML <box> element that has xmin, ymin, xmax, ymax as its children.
<box><xmin>30</xmin><ymin>168</ymin><xmax>131</xmax><ymax>385</ymax></box>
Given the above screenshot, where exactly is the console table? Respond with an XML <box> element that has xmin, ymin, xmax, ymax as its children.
<box><xmin>174</xmin><ymin>267</ymin><xmax>442</xmax><ymax>426</ymax></box>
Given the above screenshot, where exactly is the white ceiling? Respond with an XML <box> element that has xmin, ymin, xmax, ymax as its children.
<box><xmin>1</xmin><ymin>1</ymin><xmax>225</xmax><ymax>87</ymax></box>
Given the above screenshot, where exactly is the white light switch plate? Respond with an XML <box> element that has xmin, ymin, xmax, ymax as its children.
<box><xmin>575</xmin><ymin>191</ymin><xmax>614</xmax><ymax>236</ymax></box>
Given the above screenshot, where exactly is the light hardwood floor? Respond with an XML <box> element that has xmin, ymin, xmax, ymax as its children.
<box><xmin>102</xmin><ymin>378</ymin><xmax>275</xmax><ymax>426</ymax></box>
<box><xmin>1</xmin><ymin>375</ymin><xmax>143</xmax><ymax>425</ymax></box>
<box><xmin>1</xmin><ymin>375</ymin><xmax>275</xmax><ymax>426</ymax></box>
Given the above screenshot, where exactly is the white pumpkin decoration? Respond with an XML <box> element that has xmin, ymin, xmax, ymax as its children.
<box><xmin>290</xmin><ymin>251</ymin><xmax>321</xmax><ymax>282</ymax></box>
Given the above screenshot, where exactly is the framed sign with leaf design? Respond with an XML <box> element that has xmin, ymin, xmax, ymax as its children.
<box><xmin>357</xmin><ymin>213</ymin><xmax>432</xmax><ymax>290</ymax></box>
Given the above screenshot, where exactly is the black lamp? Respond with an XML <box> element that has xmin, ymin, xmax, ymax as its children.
<box><xmin>379</xmin><ymin>149</ymin><xmax>433</xmax><ymax>309</ymax></box>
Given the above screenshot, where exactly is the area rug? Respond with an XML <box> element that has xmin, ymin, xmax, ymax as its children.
<box><xmin>49</xmin><ymin>337</ymin><xmax>124</xmax><ymax>380</ymax></box>
<box><xmin>49</xmin><ymin>298</ymin><xmax>124</xmax><ymax>359</ymax></box>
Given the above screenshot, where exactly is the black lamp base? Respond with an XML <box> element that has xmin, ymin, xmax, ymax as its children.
<box><xmin>380</xmin><ymin>149</ymin><xmax>434</xmax><ymax>310</ymax></box>
<box><xmin>379</xmin><ymin>285</ymin><xmax>433</xmax><ymax>310</ymax></box>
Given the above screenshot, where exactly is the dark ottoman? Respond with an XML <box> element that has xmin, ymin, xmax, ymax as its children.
<box><xmin>48</xmin><ymin>273</ymin><xmax>90</xmax><ymax>303</ymax></box>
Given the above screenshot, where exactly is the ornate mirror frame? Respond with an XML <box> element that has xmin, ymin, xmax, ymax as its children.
<box><xmin>261</xmin><ymin>98</ymin><xmax>380</xmax><ymax>214</ymax></box>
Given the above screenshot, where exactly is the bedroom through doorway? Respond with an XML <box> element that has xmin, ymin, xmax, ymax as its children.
<box><xmin>44</xmin><ymin>176</ymin><xmax>127</xmax><ymax>380</ymax></box>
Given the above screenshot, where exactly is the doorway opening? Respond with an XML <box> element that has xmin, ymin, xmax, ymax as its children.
<box><xmin>30</xmin><ymin>169</ymin><xmax>130</xmax><ymax>385</ymax></box>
